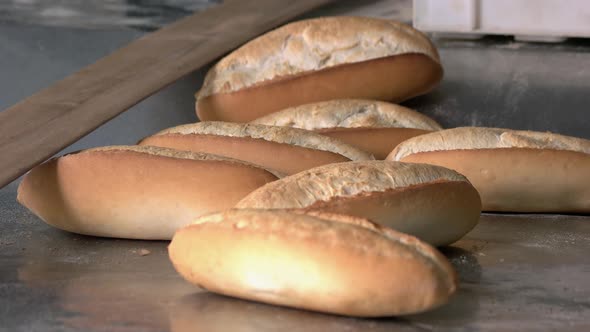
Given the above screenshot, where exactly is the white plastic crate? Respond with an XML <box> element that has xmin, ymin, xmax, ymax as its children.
<box><xmin>413</xmin><ymin>0</ymin><xmax>590</xmax><ymax>41</ymax></box>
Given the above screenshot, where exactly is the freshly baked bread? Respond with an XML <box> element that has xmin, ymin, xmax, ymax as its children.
<box><xmin>17</xmin><ymin>146</ymin><xmax>279</xmax><ymax>239</ymax></box>
<box><xmin>169</xmin><ymin>209</ymin><xmax>457</xmax><ymax>317</ymax></box>
<box><xmin>196</xmin><ymin>17</ymin><xmax>442</xmax><ymax>122</ymax></box>
<box><xmin>236</xmin><ymin>161</ymin><xmax>481</xmax><ymax>246</ymax></box>
<box><xmin>251</xmin><ymin>99</ymin><xmax>442</xmax><ymax>159</ymax></box>
<box><xmin>139</xmin><ymin>121</ymin><xmax>373</xmax><ymax>175</ymax></box>
<box><xmin>388</xmin><ymin>127</ymin><xmax>590</xmax><ymax>212</ymax></box>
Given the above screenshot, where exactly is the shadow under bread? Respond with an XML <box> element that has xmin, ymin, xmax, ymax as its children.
<box><xmin>16</xmin><ymin>226</ymin><xmax>189</xmax><ymax>332</ymax></box>
<box><xmin>168</xmin><ymin>292</ymin><xmax>420</xmax><ymax>332</ymax></box>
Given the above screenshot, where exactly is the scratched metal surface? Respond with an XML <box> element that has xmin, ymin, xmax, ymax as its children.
<box><xmin>1</xmin><ymin>0</ymin><xmax>590</xmax><ymax>331</ymax></box>
<box><xmin>408</xmin><ymin>37</ymin><xmax>590</xmax><ymax>139</ymax></box>
<box><xmin>2</xmin><ymin>179</ymin><xmax>589</xmax><ymax>331</ymax></box>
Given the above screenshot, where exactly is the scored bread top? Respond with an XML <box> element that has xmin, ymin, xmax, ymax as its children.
<box><xmin>389</xmin><ymin>127</ymin><xmax>590</xmax><ymax>160</ymax></box>
<box><xmin>79</xmin><ymin>145</ymin><xmax>283</xmax><ymax>177</ymax></box>
<box><xmin>188</xmin><ymin>209</ymin><xmax>455</xmax><ymax>282</ymax></box>
<box><xmin>235</xmin><ymin>160</ymin><xmax>468</xmax><ymax>209</ymax></box>
<box><xmin>198</xmin><ymin>17</ymin><xmax>440</xmax><ymax>97</ymax></box>
<box><xmin>188</xmin><ymin>209</ymin><xmax>455</xmax><ymax>285</ymax></box>
<box><xmin>250</xmin><ymin>99</ymin><xmax>443</xmax><ymax>130</ymax></box>
<box><xmin>261</xmin><ymin>209</ymin><xmax>455</xmax><ymax>278</ymax></box>
<box><xmin>150</xmin><ymin>122</ymin><xmax>374</xmax><ymax>161</ymax></box>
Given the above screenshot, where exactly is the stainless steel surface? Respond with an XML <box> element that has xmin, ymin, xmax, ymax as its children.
<box><xmin>1</xmin><ymin>0</ymin><xmax>590</xmax><ymax>331</ymax></box>
<box><xmin>409</xmin><ymin>37</ymin><xmax>590</xmax><ymax>139</ymax></box>
<box><xmin>2</xmin><ymin>179</ymin><xmax>589</xmax><ymax>331</ymax></box>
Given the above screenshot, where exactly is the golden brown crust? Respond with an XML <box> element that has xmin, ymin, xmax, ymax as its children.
<box><xmin>236</xmin><ymin>161</ymin><xmax>481</xmax><ymax>246</ymax></box>
<box><xmin>169</xmin><ymin>209</ymin><xmax>456</xmax><ymax>317</ymax></box>
<box><xmin>388</xmin><ymin>127</ymin><xmax>590</xmax><ymax>212</ymax></box>
<box><xmin>250</xmin><ymin>99</ymin><xmax>442</xmax><ymax>131</ymax></box>
<box><xmin>198</xmin><ymin>17</ymin><xmax>440</xmax><ymax>97</ymax></box>
<box><xmin>300</xmin><ymin>181</ymin><xmax>481</xmax><ymax>246</ymax></box>
<box><xmin>249</xmin><ymin>99</ymin><xmax>440</xmax><ymax>159</ymax></box>
<box><xmin>318</xmin><ymin>127</ymin><xmax>431</xmax><ymax>160</ymax></box>
<box><xmin>291</xmin><ymin>210</ymin><xmax>457</xmax><ymax>280</ymax></box>
<box><xmin>389</xmin><ymin>127</ymin><xmax>590</xmax><ymax>160</ymax></box>
<box><xmin>196</xmin><ymin>53</ymin><xmax>442</xmax><ymax>122</ymax></box>
<box><xmin>86</xmin><ymin>144</ymin><xmax>254</xmax><ymax>162</ymax></box>
<box><xmin>145</xmin><ymin>122</ymin><xmax>372</xmax><ymax>162</ymax></box>
<box><xmin>139</xmin><ymin>122</ymin><xmax>373</xmax><ymax>175</ymax></box>
<box><xmin>236</xmin><ymin>161</ymin><xmax>468</xmax><ymax>209</ymax></box>
<box><xmin>81</xmin><ymin>145</ymin><xmax>282</xmax><ymax>178</ymax></box>
<box><xmin>397</xmin><ymin>148</ymin><xmax>590</xmax><ymax>212</ymax></box>
<box><xmin>140</xmin><ymin>134</ymin><xmax>351</xmax><ymax>176</ymax></box>
<box><xmin>17</xmin><ymin>146</ymin><xmax>278</xmax><ymax>239</ymax></box>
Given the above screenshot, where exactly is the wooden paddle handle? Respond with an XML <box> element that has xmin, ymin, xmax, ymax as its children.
<box><xmin>0</xmin><ymin>0</ymin><xmax>334</xmax><ymax>188</ymax></box>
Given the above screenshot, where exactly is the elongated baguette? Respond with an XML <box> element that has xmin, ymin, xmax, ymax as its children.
<box><xmin>17</xmin><ymin>146</ymin><xmax>279</xmax><ymax>239</ymax></box>
<box><xmin>169</xmin><ymin>209</ymin><xmax>457</xmax><ymax>317</ymax></box>
<box><xmin>388</xmin><ymin>127</ymin><xmax>590</xmax><ymax>212</ymax></box>
<box><xmin>251</xmin><ymin>99</ymin><xmax>442</xmax><ymax>159</ymax></box>
<box><xmin>196</xmin><ymin>17</ymin><xmax>442</xmax><ymax>122</ymax></box>
<box><xmin>236</xmin><ymin>161</ymin><xmax>481</xmax><ymax>246</ymax></box>
<box><xmin>139</xmin><ymin>121</ymin><xmax>373</xmax><ymax>175</ymax></box>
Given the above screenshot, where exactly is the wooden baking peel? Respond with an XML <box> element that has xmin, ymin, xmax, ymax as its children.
<box><xmin>0</xmin><ymin>0</ymin><xmax>334</xmax><ymax>188</ymax></box>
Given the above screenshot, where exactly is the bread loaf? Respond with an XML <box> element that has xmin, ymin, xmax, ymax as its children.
<box><xmin>139</xmin><ymin>121</ymin><xmax>373</xmax><ymax>175</ymax></box>
<box><xmin>236</xmin><ymin>161</ymin><xmax>481</xmax><ymax>246</ymax></box>
<box><xmin>388</xmin><ymin>127</ymin><xmax>590</xmax><ymax>212</ymax></box>
<box><xmin>251</xmin><ymin>99</ymin><xmax>442</xmax><ymax>159</ymax></box>
<box><xmin>17</xmin><ymin>146</ymin><xmax>279</xmax><ymax>239</ymax></box>
<box><xmin>196</xmin><ymin>17</ymin><xmax>442</xmax><ymax>122</ymax></box>
<box><xmin>169</xmin><ymin>209</ymin><xmax>457</xmax><ymax>317</ymax></box>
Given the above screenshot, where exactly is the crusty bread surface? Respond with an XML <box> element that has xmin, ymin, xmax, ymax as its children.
<box><xmin>251</xmin><ymin>99</ymin><xmax>441</xmax><ymax>158</ymax></box>
<box><xmin>196</xmin><ymin>17</ymin><xmax>442</xmax><ymax>122</ymax></box>
<box><xmin>251</xmin><ymin>99</ymin><xmax>442</xmax><ymax>131</ymax></box>
<box><xmin>140</xmin><ymin>122</ymin><xmax>373</xmax><ymax>175</ymax></box>
<box><xmin>236</xmin><ymin>161</ymin><xmax>481</xmax><ymax>246</ymax></box>
<box><xmin>388</xmin><ymin>127</ymin><xmax>590</xmax><ymax>212</ymax></box>
<box><xmin>390</xmin><ymin>127</ymin><xmax>590</xmax><ymax>160</ymax></box>
<box><xmin>198</xmin><ymin>17</ymin><xmax>439</xmax><ymax>97</ymax></box>
<box><xmin>169</xmin><ymin>209</ymin><xmax>456</xmax><ymax>317</ymax></box>
<box><xmin>17</xmin><ymin>146</ymin><xmax>279</xmax><ymax>239</ymax></box>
